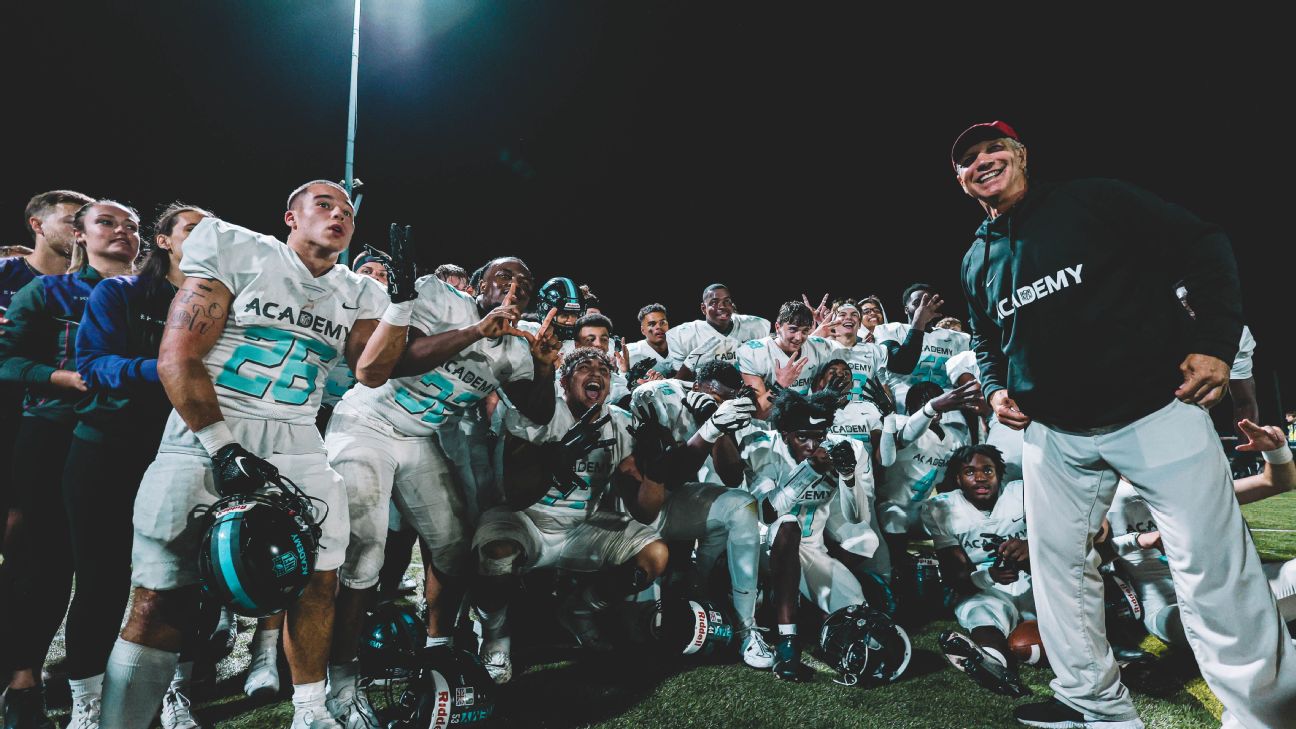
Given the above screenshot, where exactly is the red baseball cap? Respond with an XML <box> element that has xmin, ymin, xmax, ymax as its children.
<box><xmin>951</xmin><ymin>121</ymin><xmax>1021</xmax><ymax>168</ymax></box>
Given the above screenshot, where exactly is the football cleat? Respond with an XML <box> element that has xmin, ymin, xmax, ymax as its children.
<box><xmin>939</xmin><ymin>630</ymin><xmax>1030</xmax><ymax>698</ymax></box>
<box><xmin>67</xmin><ymin>693</ymin><xmax>101</xmax><ymax>729</ymax></box>
<box><xmin>289</xmin><ymin>706</ymin><xmax>343</xmax><ymax>729</ymax></box>
<box><xmin>1013</xmin><ymin>699</ymin><xmax>1145</xmax><ymax>728</ymax></box>
<box><xmin>160</xmin><ymin>689</ymin><xmax>203</xmax><ymax>729</ymax></box>
<box><xmin>243</xmin><ymin>643</ymin><xmax>281</xmax><ymax>699</ymax></box>
<box><xmin>740</xmin><ymin>627</ymin><xmax>775</xmax><ymax>669</ymax></box>
<box><xmin>480</xmin><ymin>638</ymin><xmax>513</xmax><ymax>685</ymax></box>
<box><xmin>325</xmin><ymin>688</ymin><xmax>379</xmax><ymax>729</ymax></box>
<box><xmin>772</xmin><ymin>635</ymin><xmax>813</xmax><ymax>682</ymax></box>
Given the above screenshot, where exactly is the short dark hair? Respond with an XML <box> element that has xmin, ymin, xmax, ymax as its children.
<box><xmin>943</xmin><ymin>444</ymin><xmax>1007</xmax><ymax>492</ymax></box>
<box><xmin>813</xmin><ymin>358</ymin><xmax>851</xmax><ymax>390</ymax></box>
<box><xmin>905</xmin><ymin>380</ymin><xmax>945</xmax><ymax>414</ymax></box>
<box><xmin>575</xmin><ymin>313</ymin><xmax>613</xmax><ymax>335</ymax></box>
<box><xmin>637</xmin><ymin>303</ymin><xmax>667</xmax><ymax>323</ymax></box>
<box><xmin>776</xmin><ymin>301</ymin><xmax>813</xmax><ymax>327</ymax></box>
<box><xmin>560</xmin><ymin>347</ymin><xmax>615</xmax><ymax>381</ymax></box>
<box><xmin>901</xmin><ymin>282</ymin><xmax>935</xmax><ymax>307</ymax></box>
<box><xmin>286</xmin><ymin>180</ymin><xmax>351</xmax><ymax>211</ymax></box>
<box><xmin>24</xmin><ymin>189</ymin><xmax>94</xmax><ymax>241</ymax></box>
<box><xmin>140</xmin><ymin>202</ymin><xmax>216</xmax><ymax>285</ymax></box>
<box><xmin>468</xmin><ymin>263</ymin><xmax>489</xmax><ymax>291</ymax></box>
<box><xmin>702</xmin><ymin>283</ymin><xmax>729</xmax><ymax>301</ymax></box>
<box><xmin>771</xmin><ymin>389</ymin><xmax>839</xmax><ymax>433</ymax></box>
<box><xmin>434</xmin><ymin>264</ymin><xmax>467</xmax><ymax>281</ymax></box>
<box><xmin>694</xmin><ymin>360</ymin><xmax>742</xmax><ymax>391</ymax></box>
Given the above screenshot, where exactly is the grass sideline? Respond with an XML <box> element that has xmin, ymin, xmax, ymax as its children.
<box><xmin>21</xmin><ymin>491</ymin><xmax>1294</xmax><ymax>728</ymax></box>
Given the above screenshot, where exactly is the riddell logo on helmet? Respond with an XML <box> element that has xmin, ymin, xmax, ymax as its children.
<box><xmin>432</xmin><ymin>690</ymin><xmax>451</xmax><ymax>729</ymax></box>
<box><xmin>683</xmin><ymin>602</ymin><xmax>708</xmax><ymax>655</ymax></box>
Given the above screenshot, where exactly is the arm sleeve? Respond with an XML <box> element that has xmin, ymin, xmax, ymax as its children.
<box><xmin>880</xmin><ymin>324</ymin><xmax>924</xmax><ymax>375</ymax></box>
<box><xmin>879</xmin><ymin>414</ymin><xmax>899</xmax><ymax>467</ymax></box>
<box><xmin>961</xmin><ymin>243</ymin><xmax>1009</xmax><ymax>401</ymax></box>
<box><xmin>0</xmin><ymin>278</ymin><xmax>57</xmax><ymax>385</ymax></box>
<box><xmin>899</xmin><ymin>407</ymin><xmax>935</xmax><ymax>446</ymax></box>
<box><xmin>76</xmin><ymin>279</ymin><xmax>159</xmax><ymax>392</ymax></box>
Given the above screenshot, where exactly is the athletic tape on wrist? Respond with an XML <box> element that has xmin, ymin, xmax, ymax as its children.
<box><xmin>1263</xmin><ymin>446</ymin><xmax>1294</xmax><ymax>465</ymax></box>
<box><xmin>697</xmin><ymin>419</ymin><xmax>722</xmax><ymax>443</ymax></box>
<box><xmin>195</xmin><ymin>421</ymin><xmax>236</xmax><ymax>456</ymax></box>
<box><xmin>380</xmin><ymin>300</ymin><xmax>415</xmax><ymax>327</ymax></box>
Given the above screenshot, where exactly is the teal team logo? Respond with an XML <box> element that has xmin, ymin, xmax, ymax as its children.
<box><xmin>272</xmin><ymin>551</ymin><xmax>299</xmax><ymax>578</ymax></box>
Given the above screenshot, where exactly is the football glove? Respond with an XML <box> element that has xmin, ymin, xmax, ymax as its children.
<box><xmin>364</xmin><ymin>223</ymin><xmax>418</xmax><ymax>303</ymax></box>
<box><xmin>212</xmin><ymin>444</ymin><xmax>279</xmax><ymax>498</ymax></box>
<box><xmin>683</xmin><ymin>389</ymin><xmax>719</xmax><ymax>424</ymax></box>
<box><xmin>547</xmin><ymin>406</ymin><xmax>615</xmax><ymax>497</ymax></box>
<box><xmin>628</xmin><ymin>403</ymin><xmax>675</xmax><ymax>477</ymax></box>
<box><xmin>697</xmin><ymin>396</ymin><xmax>755</xmax><ymax>443</ymax></box>
<box><xmin>858</xmin><ymin>376</ymin><xmax>895</xmax><ymax>418</ymax></box>
<box><xmin>828</xmin><ymin>440</ymin><xmax>857</xmax><ymax>477</ymax></box>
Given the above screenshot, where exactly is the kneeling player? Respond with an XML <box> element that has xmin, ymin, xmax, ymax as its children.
<box><xmin>472</xmin><ymin>348</ymin><xmax>668</xmax><ymax>682</ymax></box>
<box><xmin>740</xmin><ymin>390</ymin><xmax>879</xmax><ymax>681</ymax></box>
<box><xmin>923</xmin><ymin>445</ymin><xmax>1032</xmax><ymax>698</ymax></box>
<box><xmin>628</xmin><ymin>360</ymin><xmax>772</xmax><ymax>668</ymax></box>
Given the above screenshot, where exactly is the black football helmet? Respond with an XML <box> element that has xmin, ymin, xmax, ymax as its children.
<box><xmin>819</xmin><ymin>604</ymin><xmax>912</xmax><ymax>686</ymax></box>
<box><xmin>536</xmin><ymin>277</ymin><xmax>584</xmax><ymax>340</ymax></box>
<box><xmin>196</xmin><ymin>473</ymin><xmax>324</xmax><ymax>618</ymax></box>
<box><xmin>358</xmin><ymin>603</ymin><xmax>426</xmax><ymax>681</ymax></box>
<box><xmin>654</xmin><ymin>598</ymin><xmax>736</xmax><ymax>658</ymax></box>
<box><xmin>387</xmin><ymin>647</ymin><xmax>497</xmax><ymax>728</ymax></box>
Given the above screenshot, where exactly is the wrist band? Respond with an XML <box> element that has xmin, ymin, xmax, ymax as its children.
<box><xmin>1263</xmin><ymin>446</ymin><xmax>1294</xmax><ymax>465</ymax></box>
<box><xmin>697</xmin><ymin>419</ymin><xmax>722</xmax><ymax>444</ymax></box>
<box><xmin>195</xmin><ymin>421</ymin><xmax>236</xmax><ymax>456</ymax></box>
<box><xmin>380</xmin><ymin>300</ymin><xmax>415</xmax><ymax>327</ymax></box>
<box><xmin>922</xmin><ymin>401</ymin><xmax>937</xmax><ymax>418</ymax></box>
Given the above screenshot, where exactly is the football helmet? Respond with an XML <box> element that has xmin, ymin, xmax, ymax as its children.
<box><xmin>358</xmin><ymin>603</ymin><xmax>426</xmax><ymax>681</ymax></box>
<box><xmin>196</xmin><ymin>473</ymin><xmax>325</xmax><ymax>618</ymax></box>
<box><xmin>387</xmin><ymin>647</ymin><xmax>497</xmax><ymax>728</ymax></box>
<box><xmin>536</xmin><ymin>277</ymin><xmax>584</xmax><ymax>340</ymax></box>
<box><xmin>655</xmin><ymin>598</ymin><xmax>735</xmax><ymax>658</ymax></box>
<box><xmin>819</xmin><ymin>604</ymin><xmax>912</xmax><ymax>686</ymax></box>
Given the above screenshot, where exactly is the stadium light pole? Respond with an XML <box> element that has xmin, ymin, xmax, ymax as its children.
<box><xmin>341</xmin><ymin>0</ymin><xmax>362</xmax><ymax>264</ymax></box>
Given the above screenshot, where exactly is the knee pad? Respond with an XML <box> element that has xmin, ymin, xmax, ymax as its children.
<box><xmin>426</xmin><ymin>534</ymin><xmax>471</xmax><ymax>578</ymax></box>
<box><xmin>711</xmin><ymin>490</ymin><xmax>759</xmax><ymax>540</ymax></box>
<box><xmin>340</xmin><ymin>535</ymin><xmax>388</xmax><ymax>590</ymax></box>
<box><xmin>1151</xmin><ymin>605</ymin><xmax>1186</xmax><ymax>646</ymax></box>
<box><xmin>479</xmin><ymin>548</ymin><xmax>519</xmax><ymax>577</ymax></box>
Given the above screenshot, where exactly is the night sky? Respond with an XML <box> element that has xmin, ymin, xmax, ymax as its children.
<box><xmin>6</xmin><ymin>5</ymin><xmax>1292</xmax><ymax>417</ymax></box>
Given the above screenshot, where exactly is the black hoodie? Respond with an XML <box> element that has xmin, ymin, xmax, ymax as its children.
<box><xmin>960</xmin><ymin>179</ymin><xmax>1242</xmax><ymax>430</ymax></box>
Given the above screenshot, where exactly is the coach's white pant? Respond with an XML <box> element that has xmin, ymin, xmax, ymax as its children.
<box><xmin>325</xmin><ymin>406</ymin><xmax>469</xmax><ymax>589</ymax></box>
<box><xmin>1023</xmin><ymin>399</ymin><xmax>1296</xmax><ymax>726</ymax></box>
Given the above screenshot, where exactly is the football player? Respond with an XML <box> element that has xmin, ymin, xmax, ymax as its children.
<box><xmin>627</xmin><ymin>303</ymin><xmax>669</xmax><ymax>370</ymax></box>
<box><xmin>101</xmin><ymin>181</ymin><xmax>389</xmax><ymax>729</ymax></box>
<box><xmin>923</xmin><ymin>444</ymin><xmax>1033</xmax><ymax>698</ymax></box>
<box><xmin>323</xmin><ymin>248</ymin><xmax>559</xmax><ymax>726</ymax></box>
<box><xmin>818</xmin><ymin>299</ymin><xmax>892</xmax><ymax>406</ymax></box>
<box><xmin>666</xmin><ymin>283</ymin><xmax>770</xmax><ymax>379</ymax></box>
<box><xmin>628</xmin><ymin>360</ymin><xmax>772</xmax><ymax>668</ymax></box>
<box><xmin>739</xmin><ymin>389</ymin><xmax>879</xmax><ymax>681</ymax></box>
<box><xmin>472</xmin><ymin>348</ymin><xmax>669</xmax><ymax>683</ymax></box>
<box><xmin>873</xmin><ymin>283</ymin><xmax>971</xmax><ymax>416</ymax></box>
<box><xmin>572</xmin><ymin>313</ymin><xmax>630</xmax><ymax>404</ymax></box>
<box><xmin>738</xmin><ymin>301</ymin><xmax>838</xmax><ymax>420</ymax></box>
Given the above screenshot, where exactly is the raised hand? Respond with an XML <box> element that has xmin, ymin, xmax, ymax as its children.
<box><xmin>774</xmin><ymin>356</ymin><xmax>809</xmax><ymax>388</ymax></box>
<box><xmin>550</xmin><ymin>405</ymin><xmax>616</xmax><ymax>496</ymax></box>
<box><xmin>858</xmin><ymin>376</ymin><xmax>894</xmax><ymax>418</ymax></box>
<box><xmin>802</xmin><ymin>292</ymin><xmax>832</xmax><ymax>326</ymax></box>
<box><xmin>909</xmin><ymin>292</ymin><xmax>945</xmax><ymax>331</ymax></box>
<box><xmin>364</xmin><ymin>223</ymin><xmax>418</xmax><ymax>303</ymax></box>
<box><xmin>628</xmin><ymin>403</ymin><xmax>675</xmax><ymax>474</ymax></box>
<box><xmin>1235</xmin><ymin>419</ymin><xmax>1287</xmax><ymax>452</ymax></box>
<box><xmin>683</xmin><ymin>389</ymin><xmax>719</xmax><ymax>424</ymax></box>
<box><xmin>813</xmin><ymin>314</ymin><xmax>844</xmax><ymax>339</ymax></box>
<box><xmin>828</xmin><ymin>440</ymin><xmax>856</xmax><ymax>477</ymax></box>
<box><xmin>929</xmin><ymin>379</ymin><xmax>983</xmax><ymax>413</ymax></box>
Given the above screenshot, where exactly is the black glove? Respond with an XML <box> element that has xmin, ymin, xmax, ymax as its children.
<box><xmin>212</xmin><ymin>443</ymin><xmax>278</xmax><ymax>498</ymax></box>
<box><xmin>825</xmin><ymin>372</ymin><xmax>852</xmax><ymax>409</ymax></box>
<box><xmin>683</xmin><ymin>390</ymin><xmax>719</xmax><ymax>424</ymax></box>
<box><xmin>828</xmin><ymin>440</ymin><xmax>857</xmax><ymax>477</ymax></box>
<box><xmin>548</xmin><ymin>406</ymin><xmax>615</xmax><ymax>497</ymax></box>
<box><xmin>628</xmin><ymin>403</ymin><xmax>675</xmax><ymax>477</ymax></box>
<box><xmin>364</xmin><ymin>223</ymin><xmax>418</xmax><ymax>303</ymax></box>
<box><xmin>858</xmin><ymin>376</ymin><xmax>895</xmax><ymax>418</ymax></box>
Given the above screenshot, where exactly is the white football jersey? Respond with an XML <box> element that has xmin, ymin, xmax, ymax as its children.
<box><xmin>630</xmin><ymin>378</ymin><xmax>699</xmax><ymax>445</ymax></box>
<box><xmin>921</xmin><ymin>480</ymin><xmax>1030</xmax><ymax>596</ymax></box>
<box><xmin>828</xmin><ymin>400</ymin><xmax>882</xmax><ymax>449</ymax></box>
<box><xmin>1232</xmin><ymin>325</ymin><xmax>1255</xmax><ymax>380</ymax></box>
<box><xmin>737</xmin><ymin>335</ymin><xmax>837</xmax><ymax>394</ymax></box>
<box><xmin>877</xmin><ymin>416</ymin><xmax>967</xmax><ymax>506</ymax></box>
<box><xmin>320</xmin><ymin>360</ymin><xmax>356</xmax><ymax>408</ymax></box>
<box><xmin>626</xmin><ymin>339</ymin><xmax>665</xmax><ymax>370</ymax></box>
<box><xmin>1106</xmin><ymin>480</ymin><xmax>1167</xmax><ymax>581</ymax></box>
<box><xmin>873</xmin><ymin>322</ymin><xmax>971</xmax><ymax>414</ymax></box>
<box><xmin>945</xmin><ymin>349</ymin><xmax>979</xmax><ymax>385</ymax></box>
<box><xmin>180</xmin><ymin>218</ymin><xmax>387</xmax><ymax>424</ymax></box>
<box><xmin>342</xmin><ymin>275</ymin><xmax>534</xmax><ymax>436</ymax></box>
<box><xmin>666</xmin><ymin>315</ymin><xmax>770</xmax><ymax>372</ymax></box>
<box><xmin>828</xmin><ymin>339</ymin><xmax>890</xmax><ymax>403</ymax></box>
<box><xmin>502</xmin><ymin>399</ymin><xmax>634</xmax><ymax>516</ymax></box>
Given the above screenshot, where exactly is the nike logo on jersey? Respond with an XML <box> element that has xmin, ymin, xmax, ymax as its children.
<box><xmin>1012</xmin><ymin>515</ymin><xmax>1025</xmax><ymax>522</ymax></box>
<box><xmin>342</xmin><ymin>302</ymin><xmax>359</xmax><ymax>310</ymax></box>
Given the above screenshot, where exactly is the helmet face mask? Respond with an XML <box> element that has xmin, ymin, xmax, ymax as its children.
<box><xmin>536</xmin><ymin>277</ymin><xmax>584</xmax><ymax>340</ymax></box>
<box><xmin>386</xmin><ymin>647</ymin><xmax>496</xmax><ymax>729</ymax></box>
<box><xmin>819</xmin><ymin>604</ymin><xmax>913</xmax><ymax>686</ymax></box>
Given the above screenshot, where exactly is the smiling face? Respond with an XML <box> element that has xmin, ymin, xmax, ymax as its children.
<box><xmin>955</xmin><ymin>137</ymin><xmax>1029</xmax><ymax>211</ymax></box>
<box><xmin>562</xmin><ymin>355</ymin><xmax>612</xmax><ymax>410</ymax></box>
<box><xmin>774</xmin><ymin>319</ymin><xmax>811</xmax><ymax>353</ymax></box>
<box><xmin>479</xmin><ymin>258</ymin><xmax>534</xmax><ymax>311</ymax></box>
<box><xmin>284</xmin><ymin>183</ymin><xmax>355</xmax><ymax>253</ymax></box>
<box><xmin>859</xmin><ymin>301</ymin><xmax>884</xmax><ymax>330</ymax></box>
<box><xmin>79</xmin><ymin>202</ymin><xmax>141</xmax><ymax>265</ymax></box>
<box><xmin>835</xmin><ymin>305</ymin><xmax>860</xmax><ymax>335</ymax></box>
<box><xmin>956</xmin><ymin>452</ymin><xmax>1001</xmax><ymax>510</ymax></box>
<box><xmin>702</xmin><ymin>287</ymin><xmax>735</xmax><ymax>328</ymax></box>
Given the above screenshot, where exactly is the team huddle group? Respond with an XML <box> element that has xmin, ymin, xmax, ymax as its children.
<box><xmin>0</xmin><ymin>162</ymin><xmax>1293</xmax><ymax>729</ymax></box>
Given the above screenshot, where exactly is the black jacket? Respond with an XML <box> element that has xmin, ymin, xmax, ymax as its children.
<box><xmin>960</xmin><ymin>179</ymin><xmax>1242</xmax><ymax>430</ymax></box>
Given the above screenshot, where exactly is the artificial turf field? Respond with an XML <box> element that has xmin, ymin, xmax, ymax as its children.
<box><xmin>26</xmin><ymin>491</ymin><xmax>1295</xmax><ymax>728</ymax></box>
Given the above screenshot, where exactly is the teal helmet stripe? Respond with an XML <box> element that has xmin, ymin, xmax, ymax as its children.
<box><xmin>214</xmin><ymin>515</ymin><xmax>259</xmax><ymax>614</ymax></box>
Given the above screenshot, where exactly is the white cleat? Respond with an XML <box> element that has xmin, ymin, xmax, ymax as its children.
<box><xmin>243</xmin><ymin>646</ymin><xmax>280</xmax><ymax>699</ymax></box>
<box><xmin>290</xmin><ymin>706</ymin><xmax>344</xmax><ymax>729</ymax></box>
<box><xmin>326</xmin><ymin>688</ymin><xmax>379</xmax><ymax>729</ymax></box>
<box><xmin>740</xmin><ymin>627</ymin><xmax>775</xmax><ymax>669</ymax></box>
<box><xmin>68</xmin><ymin>694</ymin><xmax>102</xmax><ymax>729</ymax></box>
<box><xmin>480</xmin><ymin>638</ymin><xmax>513</xmax><ymax>685</ymax></box>
<box><xmin>161</xmin><ymin>689</ymin><xmax>203</xmax><ymax>729</ymax></box>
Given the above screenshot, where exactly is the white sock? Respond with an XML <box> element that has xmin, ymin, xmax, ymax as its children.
<box><xmin>426</xmin><ymin>636</ymin><xmax>452</xmax><ymax>648</ymax></box>
<box><xmin>252</xmin><ymin>627</ymin><xmax>281</xmax><ymax>654</ymax></box>
<box><xmin>170</xmin><ymin>661</ymin><xmax>194</xmax><ymax>694</ymax></box>
<box><xmin>292</xmin><ymin>679</ymin><xmax>328</xmax><ymax>711</ymax></box>
<box><xmin>101</xmin><ymin>638</ymin><xmax>179</xmax><ymax>729</ymax></box>
<box><xmin>69</xmin><ymin>673</ymin><xmax>104</xmax><ymax>703</ymax></box>
<box><xmin>778</xmin><ymin>623</ymin><xmax>797</xmax><ymax>636</ymax></box>
<box><xmin>983</xmin><ymin>646</ymin><xmax>1008</xmax><ymax>668</ymax></box>
<box><xmin>326</xmin><ymin>662</ymin><xmax>357</xmax><ymax>700</ymax></box>
<box><xmin>482</xmin><ymin>636</ymin><xmax>510</xmax><ymax>653</ymax></box>
<box><xmin>478</xmin><ymin>605</ymin><xmax>508</xmax><ymax>641</ymax></box>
